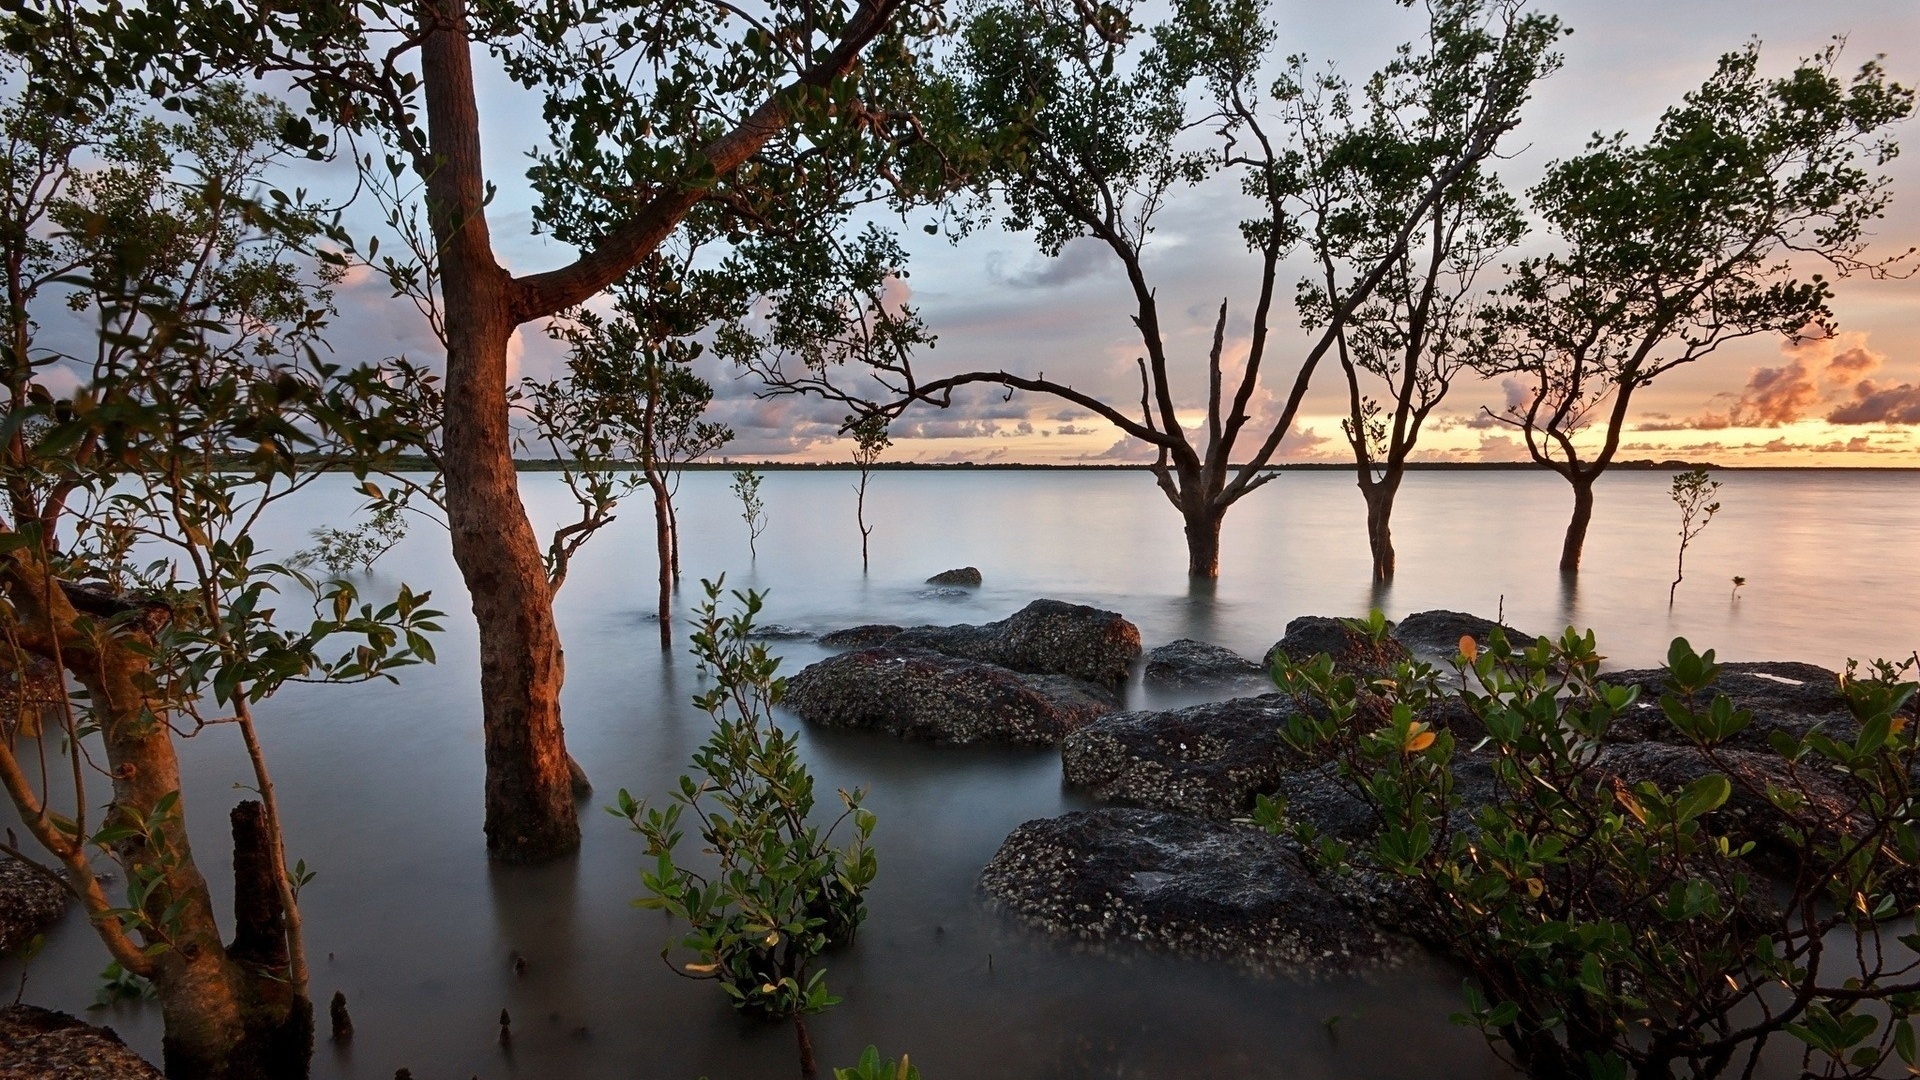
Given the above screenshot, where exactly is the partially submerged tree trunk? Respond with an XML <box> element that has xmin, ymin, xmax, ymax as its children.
<box><xmin>1357</xmin><ymin>469</ymin><xmax>1404</xmax><ymax>583</ymax></box>
<box><xmin>1</xmin><ymin>563</ymin><xmax>312</xmax><ymax>1080</ymax></box>
<box><xmin>1181</xmin><ymin>503</ymin><xmax>1224</xmax><ymax>580</ymax></box>
<box><xmin>1560</xmin><ymin>473</ymin><xmax>1596</xmax><ymax>575</ymax></box>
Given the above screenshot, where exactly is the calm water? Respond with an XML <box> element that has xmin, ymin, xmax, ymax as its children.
<box><xmin>6</xmin><ymin>467</ymin><xmax>1917</xmax><ymax>1079</ymax></box>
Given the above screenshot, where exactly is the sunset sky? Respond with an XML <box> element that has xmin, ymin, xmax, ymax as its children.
<box><xmin>310</xmin><ymin>0</ymin><xmax>1920</xmax><ymax>466</ymax></box>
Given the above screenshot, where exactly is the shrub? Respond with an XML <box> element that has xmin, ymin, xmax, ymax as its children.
<box><xmin>1269</xmin><ymin>617</ymin><xmax>1920</xmax><ymax>1080</ymax></box>
<box><xmin>616</xmin><ymin>579</ymin><xmax>877</xmax><ymax>1075</ymax></box>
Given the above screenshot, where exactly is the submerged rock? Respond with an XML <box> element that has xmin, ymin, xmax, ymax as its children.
<box><xmin>0</xmin><ymin>859</ymin><xmax>66</xmax><ymax>954</ymax></box>
<box><xmin>1141</xmin><ymin>639</ymin><xmax>1266</xmax><ymax>689</ymax></box>
<box><xmin>925</xmin><ymin>567</ymin><xmax>983</xmax><ymax>587</ymax></box>
<box><xmin>1263</xmin><ymin>616</ymin><xmax>1408</xmax><ymax>677</ymax></box>
<box><xmin>818</xmin><ymin>624</ymin><xmax>905</xmax><ymax>649</ymax></box>
<box><xmin>0</xmin><ymin>1005</ymin><xmax>161</xmax><ymax>1079</ymax></box>
<box><xmin>1391</xmin><ymin>610</ymin><xmax>1539</xmax><ymax>658</ymax></box>
<box><xmin>888</xmin><ymin>599</ymin><xmax>1142</xmax><ymax>688</ymax></box>
<box><xmin>1063</xmin><ymin>695</ymin><xmax>1307</xmax><ymax>819</ymax></box>
<box><xmin>783</xmin><ymin>647</ymin><xmax>1117</xmax><ymax>745</ymax></box>
<box><xmin>979</xmin><ymin>808</ymin><xmax>1399</xmax><ymax>976</ymax></box>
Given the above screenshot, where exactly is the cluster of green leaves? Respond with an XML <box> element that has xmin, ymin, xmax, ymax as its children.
<box><xmin>835</xmin><ymin>1046</ymin><xmax>921</xmax><ymax>1080</ymax></box>
<box><xmin>293</xmin><ymin>498</ymin><xmax>410</xmax><ymax>577</ymax></box>
<box><xmin>1271</xmin><ymin>615</ymin><xmax>1920</xmax><ymax>1080</ymax></box>
<box><xmin>615</xmin><ymin>580</ymin><xmax>877</xmax><ymax>1021</ymax></box>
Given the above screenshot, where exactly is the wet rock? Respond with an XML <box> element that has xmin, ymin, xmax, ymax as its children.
<box><xmin>1263</xmin><ymin>616</ymin><xmax>1407</xmax><ymax>677</ymax></box>
<box><xmin>918</xmin><ymin>587</ymin><xmax>972</xmax><ymax>600</ymax></box>
<box><xmin>0</xmin><ymin>859</ymin><xmax>66</xmax><ymax>954</ymax></box>
<box><xmin>783</xmin><ymin>647</ymin><xmax>1118</xmax><ymax>745</ymax></box>
<box><xmin>1391</xmin><ymin>610</ymin><xmax>1538</xmax><ymax>659</ymax></box>
<box><xmin>0</xmin><ymin>1005</ymin><xmax>161</xmax><ymax>1079</ymax></box>
<box><xmin>1063</xmin><ymin>695</ymin><xmax>1307</xmax><ymax>819</ymax></box>
<box><xmin>746</xmin><ymin>624</ymin><xmax>813</xmax><ymax>641</ymax></box>
<box><xmin>1602</xmin><ymin>661</ymin><xmax>1870</xmax><ymax>751</ymax></box>
<box><xmin>925</xmin><ymin>567</ymin><xmax>983</xmax><ymax>587</ymax></box>
<box><xmin>818</xmin><ymin>624</ymin><xmax>905</xmax><ymax>649</ymax></box>
<box><xmin>1275</xmin><ymin>753</ymin><xmax>1503</xmax><ymax>847</ymax></box>
<box><xmin>889</xmin><ymin>599</ymin><xmax>1142</xmax><ymax>688</ymax></box>
<box><xmin>979</xmin><ymin>808</ymin><xmax>1400</xmax><ymax>976</ymax></box>
<box><xmin>1141</xmin><ymin>639</ymin><xmax>1266</xmax><ymax>689</ymax></box>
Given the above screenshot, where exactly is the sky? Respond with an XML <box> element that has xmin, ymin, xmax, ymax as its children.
<box><xmin>281</xmin><ymin>0</ymin><xmax>1920</xmax><ymax>466</ymax></box>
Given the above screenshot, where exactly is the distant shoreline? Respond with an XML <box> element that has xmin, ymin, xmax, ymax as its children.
<box><xmin>340</xmin><ymin>456</ymin><xmax>1919</xmax><ymax>474</ymax></box>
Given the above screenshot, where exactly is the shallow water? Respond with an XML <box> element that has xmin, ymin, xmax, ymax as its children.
<box><xmin>6</xmin><ymin>467</ymin><xmax>1917</xmax><ymax>1079</ymax></box>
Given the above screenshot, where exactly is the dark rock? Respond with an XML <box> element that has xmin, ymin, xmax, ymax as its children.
<box><xmin>889</xmin><ymin>599</ymin><xmax>1142</xmax><ymax>688</ymax></box>
<box><xmin>918</xmin><ymin>587</ymin><xmax>971</xmax><ymax>600</ymax></box>
<box><xmin>1603</xmin><ymin>661</ymin><xmax>1867</xmax><ymax>751</ymax></box>
<box><xmin>1275</xmin><ymin>753</ymin><xmax>1503</xmax><ymax>848</ymax></box>
<box><xmin>1263</xmin><ymin>616</ymin><xmax>1408</xmax><ymax>677</ymax></box>
<box><xmin>1391</xmin><ymin>610</ymin><xmax>1538</xmax><ymax>658</ymax></box>
<box><xmin>0</xmin><ymin>1005</ymin><xmax>161</xmax><ymax>1079</ymax></box>
<box><xmin>1141</xmin><ymin>639</ymin><xmax>1265</xmax><ymax>689</ymax></box>
<box><xmin>925</xmin><ymin>567</ymin><xmax>983</xmax><ymax>587</ymax></box>
<box><xmin>783</xmin><ymin>647</ymin><xmax>1118</xmax><ymax>745</ymax></box>
<box><xmin>1063</xmin><ymin>695</ymin><xmax>1307</xmax><ymax>819</ymax></box>
<box><xmin>746</xmin><ymin>623</ymin><xmax>813</xmax><ymax>641</ymax></box>
<box><xmin>979</xmin><ymin>808</ymin><xmax>1400</xmax><ymax>976</ymax></box>
<box><xmin>0</xmin><ymin>859</ymin><xmax>66</xmax><ymax>954</ymax></box>
<box><xmin>1592</xmin><ymin>741</ymin><xmax>1858</xmax><ymax>872</ymax></box>
<box><xmin>818</xmin><ymin>624</ymin><xmax>904</xmax><ymax>649</ymax></box>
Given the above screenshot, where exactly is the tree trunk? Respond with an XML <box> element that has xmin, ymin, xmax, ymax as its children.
<box><xmin>649</xmin><ymin>473</ymin><xmax>672</xmax><ymax>650</ymax></box>
<box><xmin>424</xmin><ymin>7</ymin><xmax>579</xmax><ymax>862</ymax></box>
<box><xmin>1359</xmin><ymin>470</ymin><xmax>1403</xmax><ymax>583</ymax></box>
<box><xmin>1559</xmin><ymin>475</ymin><xmax>1596</xmax><ymax>575</ymax></box>
<box><xmin>1183</xmin><ymin>507</ymin><xmax>1224</xmax><ymax>579</ymax></box>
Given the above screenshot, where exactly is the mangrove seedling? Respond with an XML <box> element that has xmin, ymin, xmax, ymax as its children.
<box><xmin>1668</xmin><ymin>467</ymin><xmax>1721</xmax><ymax>609</ymax></box>
<box><xmin>616</xmin><ymin>579</ymin><xmax>878</xmax><ymax>1080</ymax></box>
<box><xmin>732</xmin><ymin>469</ymin><xmax>769</xmax><ymax>560</ymax></box>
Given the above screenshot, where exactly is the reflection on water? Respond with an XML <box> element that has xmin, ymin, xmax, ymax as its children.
<box><xmin>7</xmin><ymin>467</ymin><xmax>1916</xmax><ymax>1078</ymax></box>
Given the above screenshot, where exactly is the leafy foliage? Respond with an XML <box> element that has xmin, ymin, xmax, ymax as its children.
<box><xmin>616</xmin><ymin>580</ymin><xmax>877</xmax><ymax>1022</ymax></box>
<box><xmin>1270</xmin><ymin>617</ymin><xmax>1920</xmax><ymax>1080</ymax></box>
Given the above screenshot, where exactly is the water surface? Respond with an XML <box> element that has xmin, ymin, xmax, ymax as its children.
<box><xmin>7</xmin><ymin>467</ymin><xmax>1917</xmax><ymax>1078</ymax></box>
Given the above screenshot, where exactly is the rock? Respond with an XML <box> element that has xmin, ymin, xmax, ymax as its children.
<box><xmin>1275</xmin><ymin>753</ymin><xmax>1503</xmax><ymax>847</ymax></box>
<box><xmin>1391</xmin><ymin>610</ymin><xmax>1538</xmax><ymax>658</ymax></box>
<box><xmin>1263</xmin><ymin>616</ymin><xmax>1408</xmax><ymax>677</ymax></box>
<box><xmin>1602</xmin><ymin>661</ymin><xmax>1870</xmax><ymax>751</ymax></box>
<box><xmin>1063</xmin><ymin>695</ymin><xmax>1307</xmax><ymax>819</ymax></box>
<box><xmin>925</xmin><ymin>567</ymin><xmax>983</xmax><ymax>587</ymax></box>
<box><xmin>0</xmin><ymin>859</ymin><xmax>66</xmax><ymax>954</ymax></box>
<box><xmin>918</xmin><ymin>587</ymin><xmax>971</xmax><ymax>600</ymax></box>
<box><xmin>746</xmin><ymin>624</ymin><xmax>813</xmax><ymax>641</ymax></box>
<box><xmin>0</xmin><ymin>1005</ymin><xmax>161</xmax><ymax>1079</ymax></box>
<box><xmin>1141</xmin><ymin>639</ymin><xmax>1266</xmax><ymax>689</ymax></box>
<box><xmin>889</xmin><ymin>599</ymin><xmax>1142</xmax><ymax>687</ymax></box>
<box><xmin>818</xmin><ymin>624</ymin><xmax>904</xmax><ymax>649</ymax></box>
<box><xmin>783</xmin><ymin>647</ymin><xmax>1118</xmax><ymax>745</ymax></box>
<box><xmin>979</xmin><ymin>808</ymin><xmax>1400</xmax><ymax>976</ymax></box>
<box><xmin>1592</xmin><ymin>741</ymin><xmax>1858</xmax><ymax>873</ymax></box>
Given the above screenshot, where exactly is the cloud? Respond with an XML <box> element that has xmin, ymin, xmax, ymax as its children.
<box><xmin>1055</xmin><ymin>423</ymin><xmax>1093</xmax><ymax>435</ymax></box>
<box><xmin>988</xmin><ymin>238</ymin><xmax>1113</xmax><ymax>289</ymax></box>
<box><xmin>1641</xmin><ymin>331</ymin><xmax>1893</xmax><ymax>431</ymax></box>
<box><xmin>913</xmin><ymin>446</ymin><xmax>1009</xmax><ymax>464</ymax></box>
<box><xmin>1827</xmin><ymin>381</ymin><xmax>1920</xmax><ymax>425</ymax></box>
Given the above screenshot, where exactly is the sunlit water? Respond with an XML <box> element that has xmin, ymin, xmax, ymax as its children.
<box><xmin>5</xmin><ymin>467</ymin><xmax>1917</xmax><ymax>1079</ymax></box>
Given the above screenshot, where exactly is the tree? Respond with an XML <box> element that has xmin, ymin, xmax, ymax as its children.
<box><xmin>81</xmin><ymin>0</ymin><xmax>943</xmax><ymax>860</ymax></box>
<box><xmin>847</xmin><ymin>412</ymin><xmax>890</xmax><ymax>572</ymax></box>
<box><xmin>781</xmin><ymin>0</ymin><xmax>1564</xmax><ymax>578</ymax></box>
<box><xmin>541</xmin><ymin>265</ymin><xmax>734</xmax><ymax>650</ymax></box>
<box><xmin>1480</xmin><ymin>44</ymin><xmax>1913</xmax><ymax>574</ymax></box>
<box><xmin>0</xmin><ymin>73</ymin><xmax>438</xmax><ymax>1078</ymax></box>
<box><xmin>1325</xmin><ymin>134</ymin><xmax>1522</xmax><ymax>581</ymax></box>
